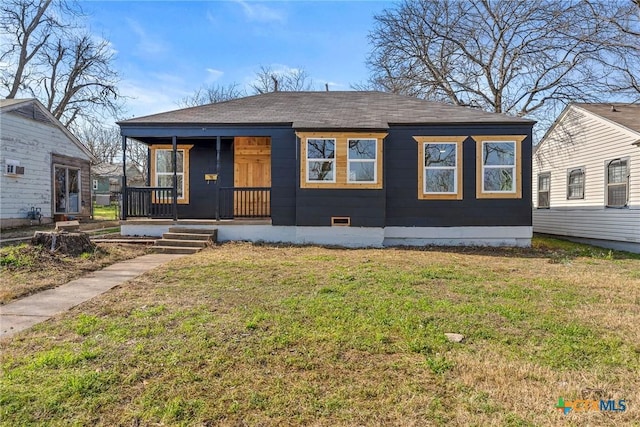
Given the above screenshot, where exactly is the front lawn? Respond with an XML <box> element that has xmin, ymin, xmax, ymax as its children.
<box><xmin>1</xmin><ymin>239</ymin><xmax>638</xmax><ymax>425</ymax></box>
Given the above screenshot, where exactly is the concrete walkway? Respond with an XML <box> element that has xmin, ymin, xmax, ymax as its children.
<box><xmin>0</xmin><ymin>253</ymin><xmax>185</xmax><ymax>339</ymax></box>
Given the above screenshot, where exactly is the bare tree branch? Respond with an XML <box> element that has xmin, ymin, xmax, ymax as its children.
<box><xmin>177</xmin><ymin>82</ymin><xmax>244</xmax><ymax>108</ymax></box>
<box><xmin>366</xmin><ymin>0</ymin><xmax>640</xmax><ymax>122</ymax></box>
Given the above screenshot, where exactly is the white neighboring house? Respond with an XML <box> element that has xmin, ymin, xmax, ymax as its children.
<box><xmin>0</xmin><ymin>99</ymin><xmax>95</xmax><ymax>228</ymax></box>
<box><xmin>533</xmin><ymin>103</ymin><xmax>640</xmax><ymax>253</ymax></box>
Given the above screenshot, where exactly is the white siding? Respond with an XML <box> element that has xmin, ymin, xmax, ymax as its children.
<box><xmin>532</xmin><ymin>106</ymin><xmax>640</xmax><ymax>244</ymax></box>
<box><xmin>0</xmin><ymin>112</ymin><xmax>90</xmax><ymax>220</ymax></box>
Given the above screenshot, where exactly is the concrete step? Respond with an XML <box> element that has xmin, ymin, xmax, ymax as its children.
<box><xmin>151</xmin><ymin>246</ymin><xmax>202</xmax><ymax>255</ymax></box>
<box><xmin>168</xmin><ymin>227</ymin><xmax>218</xmax><ymax>237</ymax></box>
<box><xmin>162</xmin><ymin>232</ymin><xmax>212</xmax><ymax>241</ymax></box>
<box><xmin>154</xmin><ymin>239</ymin><xmax>208</xmax><ymax>248</ymax></box>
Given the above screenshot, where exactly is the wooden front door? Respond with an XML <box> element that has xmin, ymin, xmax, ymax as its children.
<box><xmin>234</xmin><ymin>137</ymin><xmax>271</xmax><ymax>216</ymax></box>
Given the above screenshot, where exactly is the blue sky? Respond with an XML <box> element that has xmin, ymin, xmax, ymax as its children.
<box><xmin>84</xmin><ymin>1</ymin><xmax>393</xmax><ymax>119</ymax></box>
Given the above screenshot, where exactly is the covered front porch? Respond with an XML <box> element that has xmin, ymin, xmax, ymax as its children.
<box><xmin>119</xmin><ymin>134</ymin><xmax>272</xmax><ymax>221</ymax></box>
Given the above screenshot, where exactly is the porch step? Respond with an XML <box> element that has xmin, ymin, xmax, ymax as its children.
<box><xmin>151</xmin><ymin>227</ymin><xmax>217</xmax><ymax>254</ymax></box>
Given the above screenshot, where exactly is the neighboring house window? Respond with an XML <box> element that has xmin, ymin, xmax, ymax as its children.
<box><xmin>298</xmin><ymin>132</ymin><xmax>387</xmax><ymax>189</ymax></box>
<box><xmin>347</xmin><ymin>139</ymin><xmax>377</xmax><ymax>183</ymax></box>
<box><xmin>4</xmin><ymin>159</ymin><xmax>21</xmax><ymax>175</ymax></box>
<box><xmin>150</xmin><ymin>144</ymin><xmax>193</xmax><ymax>204</ymax></box>
<box><xmin>537</xmin><ymin>173</ymin><xmax>550</xmax><ymax>208</ymax></box>
<box><xmin>606</xmin><ymin>158</ymin><xmax>629</xmax><ymax>208</ymax></box>
<box><xmin>307</xmin><ymin>138</ymin><xmax>336</xmax><ymax>183</ymax></box>
<box><xmin>567</xmin><ymin>167</ymin><xmax>585</xmax><ymax>200</ymax></box>
<box><xmin>473</xmin><ymin>135</ymin><xmax>525</xmax><ymax>199</ymax></box>
<box><xmin>54</xmin><ymin>165</ymin><xmax>81</xmax><ymax>214</ymax></box>
<box><xmin>414</xmin><ymin>136</ymin><xmax>465</xmax><ymax>200</ymax></box>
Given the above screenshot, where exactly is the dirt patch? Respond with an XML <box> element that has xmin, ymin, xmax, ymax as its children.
<box><xmin>0</xmin><ymin>242</ymin><xmax>150</xmax><ymax>304</ymax></box>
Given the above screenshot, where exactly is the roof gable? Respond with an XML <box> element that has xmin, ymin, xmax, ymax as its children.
<box><xmin>118</xmin><ymin>91</ymin><xmax>534</xmax><ymax>129</ymax></box>
<box><xmin>572</xmin><ymin>103</ymin><xmax>640</xmax><ymax>136</ymax></box>
<box><xmin>1</xmin><ymin>98</ymin><xmax>96</xmax><ymax>161</ymax></box>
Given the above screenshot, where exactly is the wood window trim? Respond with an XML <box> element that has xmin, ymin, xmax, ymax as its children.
<box><xmin>297</xmin><ymin>132</ymin><xmax>387</xmax><ymax>189</ymax></box>
<box><xmin>150</xmin><ymin>144</ymin><xmax>193</xmax><ymax>204</ymax></box>
<box><xmin>566</xmin><ymin>167</ymin><xmax>585</xmax><ymax>200</ymax></box>
<box><xmin>414</xmin><ymin>136</ymin><xmax>465</xmax><ymax>200</ymax></box>
<box><xmin>473</xmin><ymin>135</ymin><xmax>525</xmax><ymax>199</ymax></box>
<box><xmin>537</xmin><ymin>172</ymin><xmax>551</xmax><ymax>209</ymax></box>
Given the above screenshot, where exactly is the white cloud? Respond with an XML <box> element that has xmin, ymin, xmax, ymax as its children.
<box><xmin>119</xmin><ymin>77</ymin><xmax>191</xmax><ymax>119</ymax></box>
<box><xmin>205</xmin><ymin>68</ymin><xmax>224</xmax><ymax>82</ymax></box>
<box><xmin>233</xmin><ymin>0</ymin><xmax>286</xmax><ymax>23</ymax></box>
<box><xmin>126</xmin><ymin>18</ymin><xmax>167</xmax><ymax>57</ymax></box>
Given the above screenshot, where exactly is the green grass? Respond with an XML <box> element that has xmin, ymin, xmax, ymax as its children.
<box><xmin>1</xmin><ymin>239</ymin><xmax>639</xmax><ymax>426</ymax></box>
<box><xmin>92</xmin><ymin>203</ymin><xmax>118</xmax><ymax>220</ymax></box>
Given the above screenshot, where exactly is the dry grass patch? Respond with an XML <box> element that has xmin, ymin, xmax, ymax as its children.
<box><xmin>1</xmin><ymin>239</ymin><xmax>639</xmax><ymax>426</ymax></box>
<box><xmin>0</xmin><ymin>243</ymin><xmax>150</xmax><ymax>303</ymax></box>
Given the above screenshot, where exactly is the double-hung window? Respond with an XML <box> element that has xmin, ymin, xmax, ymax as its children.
<box><xmin>306</xmin><ymin>138</ymin><xmax>336</xmax><ymax>183</ymax></box>
<box><xmin>298</xmin><ymin>132</ymin><xmax>386</xmax><ymax>189</ymax></box>
<box><xmin>537</xmin><ymin>173</ymin><xmax>550</xmax><ymax>208</ymax></box>
<box><xmin>414</xmin><ymin>136</ymin><xmax>464</xmax><ymax>200</ymax></box>
<box><xmin>150</xmin><ymin>144</ymin><xmax>192</xmax><ymax>204</ymax></box>
<box><xmin>474</xmin><ymin>135</ymin><xmax>525</xmax><ymax>199</ymax></box>
<box><xmin>347</xmin><ymin>139</ymin><xmax>377</xmax><ymax>183</ymax></box>
<box><xmin>606</xmin><ymin>158</ymin><xmax>629</xmax><ymax>207</ymax></box>
<box><xmin>567</xmin><ymin>167</ymin><xmax>585</xmax><ymax>200</ymax></box>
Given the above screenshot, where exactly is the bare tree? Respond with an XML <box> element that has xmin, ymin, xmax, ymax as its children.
<box><xmin>251</xmin><ymin>65</ymin><xmax>314</xmax><ymax>93</ymax></box>
<box><xmin>77</xmin><ymin>123</ymin><xmax>120</xmax><ymax>164</ymax></box>
<box><xmin>366</xmin><ymin>0</ymin><xmax>639</xmax><ymax>120</ymax></box>
<box><xmin>125</xmin><ymin>139</ymin><xmax>148</xmax><ymax>184</ymax></box>
<box><xmin>178</xmin><ymin>82</ymin><xmax>244</xmax><ymax>108</ymax></box>
<box><xmin>1</xmin><ymin>0</ymin><xmax>122</xmax><ymax>127</ymax></box>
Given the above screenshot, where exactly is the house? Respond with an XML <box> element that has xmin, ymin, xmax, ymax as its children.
<box><xmin>0</xmin><ymin>99</ymin><xmax>95</xmax><ymax>227</ymax></box>
<box><xmin>92</xmin><ymin>163</ymin><xmax>145</xmax><ymax>206</ymax></box>
<box><xmin>117</xmin><ymin>91</ymin><xmax>535</xmax><ymax>247</ymax></box>
<box><xmin>533</xmin><ymin>103</ymin><xmax>640</xmax><ymax>253</ymax></box>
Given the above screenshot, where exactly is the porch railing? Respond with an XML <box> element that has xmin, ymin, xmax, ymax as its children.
<box><xmin>219</xmin><ymin>187</ymin><xmax>271</xmax><ymax>219</ymax></box>
<box><xmin>124</xmin><ymin>187</ymin><xmax>175</xmax><ymax>219</ymax></box>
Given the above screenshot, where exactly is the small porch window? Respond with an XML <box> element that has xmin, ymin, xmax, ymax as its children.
<box><xmin>150</xmin><ymin>144</ymin><xmax>193</xmax><ymax>204</ymax></box>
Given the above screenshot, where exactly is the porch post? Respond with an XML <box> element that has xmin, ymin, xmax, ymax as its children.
<box><xmin>215</xmin><ymin>135</ymin><xmax>221</xmax><ymax>221</ymax></box>
<box><xmin>172</xmin><ymin>136</ymin><xmax>178</xmax><ymax>221</ymax></box>
<box><xmin>121</xmin><ymin>135</ymin><xmax>127</xmax><ymax>220</ymax></box>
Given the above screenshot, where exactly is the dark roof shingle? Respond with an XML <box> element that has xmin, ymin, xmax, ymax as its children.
<box><xmin>119</xmin><ymin>91</ymin><xmax>533</xmax><ymax>129</ymax></box>
<box><xmin>574</xmin><ymin>103</ymin><xmax>640</xmax><ymax>134</ymax></box>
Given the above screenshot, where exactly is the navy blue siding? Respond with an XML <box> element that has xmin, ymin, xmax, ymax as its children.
<box><xmin>385</xmin><ymin>125</ymin><xmax>533</xmax><ymax>227</ymax></box>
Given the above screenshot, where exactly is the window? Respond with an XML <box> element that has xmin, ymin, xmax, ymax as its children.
<box><xmin>414</xmin><ymin>136</ymin><xmax>465</xmax><ymax>200</ymax></box>
<box><xmin>150</xmin><ymin>144</ymin><xmax>193</xmax><ymax>204</ymax></box>
<box><xmin>5</xmin><ymin>159</ymin><xmax>20</xmax><ymax>175</ymax></box>
<box><xmin>298</xmin><ymin>132</ymin><xmax>386</xmax><ymax>189</ymax></box>
<box><xmin>537</xmin><ymin>173</ymin><xmax>550</xmax><ymax>208</ymax></box>
<box><xmin>54</xmin><ymin>165</ymin><xmax>81</xmax><ymax>214</ymax></box>
<box><xmin>606</xmin><ymin>158</ymin><xmax>629</xmax><ymax>208</ymax></box>
<box><xmin>347</xmin><ymin>139</ymin><xmax>377</xmax><ymax>183</ymax></box>
<box><xmin>473</xmin><ymin>135</ymin><xmax>525</xmax><ymax>199</ymax></box>
<box><xmin>306</xmin><ymin>139</ymin><xmax>336</xmax><ymax>182</ymax></box>
<box><xmin>567</xmin><ymin>167</ymin><xmax>585</xmax><ymax>200</ymax></box>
